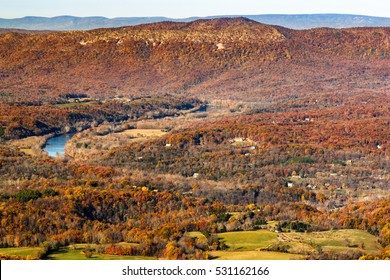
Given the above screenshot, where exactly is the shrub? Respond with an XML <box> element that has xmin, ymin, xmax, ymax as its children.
<box><xmin>287</xmin><ymin>157</ymin><xmax>316</xmax><ymax>164</ymax></box>
<box><xmin>42</xmin><ymin>189</ymin><xmax>59</xmax><ymax>197</ymax></box>
<box><xmin>13</xmin><ymin>189</ymin><xmax>42</xmax><ymax>203</ymax></box>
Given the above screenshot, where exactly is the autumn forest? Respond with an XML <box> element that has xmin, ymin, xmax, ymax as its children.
<box><xmin>0</xmin><ymin>18</ymin><xmax>389</xmax><ymax>260</ymax></box>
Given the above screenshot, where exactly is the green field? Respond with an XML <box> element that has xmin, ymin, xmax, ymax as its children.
<box><xmin>0</xmin><ymin>244</ymin><xmax>156</xmax><ymax>260</ymax></box>
<box><xmin>185</xmin><ymin>231</ymin><xmax>206</xmax><ymax>238</ymax></box>
<box><xmin>210</xmin><ymin>250</ymin><xmax>304</xmax><ymax>260</ymax></box>
<box><xmin>0</xmin><ymin>229</ymin><xmax>381</xmax><ymax>260</ymax></box>
<box><xmin>282</xmin><ymin>229</ymin><xmax>382</xmax><ymax>255</ymax></box>
<box><xmin>0</xmin><ymin>247</ymin><xmax>41</xmax><ymax>259</ymax></box>
<box><xmin>46</xmin><ymin>248</ymin><xmax>156</xmax><ymax>260</ymax></box>
<box><xmin>56</xmin><ymin>101</ymin><xmax>92</xmax><ymax>108</ymax></box>
<box><xmin>211</xmin><ymin>228</ymin><xmax>382</xmax><ymax>260</ymax></box>
<box><xmin>45</xmin><ymin>243</ymin><xmax>156</xmax><ymax>260</ymax></box>
<box><xmin>218</xmin><ymin>230</ymin><xmax>278</xmax><ymax>251</ymax></box>
<box><xmin>213</xmin><ymin>230</ymin><xmax>305</xmax><ymax>260</ymax></box>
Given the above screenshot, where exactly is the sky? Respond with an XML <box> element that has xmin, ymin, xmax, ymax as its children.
<box><xmin>1</xmin><ymin>0</ymin><xmax>390</xmax><ymax>19</ymax></box>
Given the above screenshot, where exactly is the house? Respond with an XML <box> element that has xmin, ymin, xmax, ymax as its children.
<box><xmin>306</xmin><ymin>184</ymin><xmax>317</xmax><ymax>190</ymax></box>
<box><xmin>291</xmin><ymin>171</ymin><xmax>300</xmax><ymax>178</ymax></box>
<box><xmin>216</xmin><ymin>43</ymin><xmax>226</xmax><ymax>50</ymax></box>
<box><xmin>287</xmin><ymin>182</ymin><xmax>293</xmax><ymax>188</ymax></box>
<box><xmin>193</xmin><ymin>173</ymin><xmax>199</xmax><ymax>178</ymax></box>
<box><xmin>165</xmin><ymin>143</ymin><xmax>172</xmax><ymax>147</ymax></box>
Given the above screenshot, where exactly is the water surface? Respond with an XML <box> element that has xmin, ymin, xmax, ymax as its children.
<box><xmin>44</xmin><ymin>133</ymin><xmax>75</xmax><ymax>157</ymax></box>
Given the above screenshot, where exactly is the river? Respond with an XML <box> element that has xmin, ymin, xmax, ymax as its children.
<box><xmin>43</xmin><ymin>133</ymin><xmax>75</xmax><ymax>157</ymax></box>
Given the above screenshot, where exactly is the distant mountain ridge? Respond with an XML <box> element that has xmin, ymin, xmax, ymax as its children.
<box><xmin>0</xmin><ymin>17</ymin><xmax>389</xmax><ymax>102</ymax></box>
<box><xmin>1</xmin><ymin>14</ymin><xmax>390</xmax><ymax>30</ymax></box>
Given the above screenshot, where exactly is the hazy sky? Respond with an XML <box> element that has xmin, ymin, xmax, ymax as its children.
<box><xmin>1</xmin><ymin>0</ymin><xmax>390</xmax><ymax>19</ymax></box>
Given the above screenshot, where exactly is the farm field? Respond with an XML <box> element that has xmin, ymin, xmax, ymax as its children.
<box><xmin>208</xmin><ymin>229</ymin><xmax>382</xmax><ymax>259</ymax></box>
<box><xmin>118</xmin><ymin>129</ymin><xmax>167</xmax><ymax>139</ymax></box>
<box><xmin>56</xmin><ymin>101</ymin><xmax>93</xmax><ymax>109</ymax></box>
<box><xmin>46</xmin><ymin>248</ymin><xmax>156</xmax><ymax>260</ymax></box>
<box><xmin>0</xmin><ymin>243</ymin><xmax>157</xmax><ymax>260</ymax></box>
<box><xmin>218</xmin><ymin>230</ymin><xmax>278</xmax><ymax>251</ymax></box>
<box><xmin>45</xmin><ymin>243</ymin><xmax>157</xmax><ymax>260</ymax></box>
<box><xmin>210</xmin><ymin>250</ymin><xmax>303</xmax><ymax>260</ymax></box>
<box><xmin>10</xmin><ymin>135</ymin><xmax>50</xmax><ymax>157</ymax></box>
<box><xmin>0</xmin><ymin>247</ymin><xmax>41</xmax><ymax>259</ymax></box>
<box><xmin>64</xmin><ymin>127</ymin><xmax>168</xmax><ymax>160</ymax></box>
<box><xmin>282</xmin><ymin>229</ymin><xmax>382</xmax><ymax>255</ymax></box>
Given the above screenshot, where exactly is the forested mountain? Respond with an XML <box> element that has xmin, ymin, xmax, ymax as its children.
<box><xmin>0</xmin><ymin>17</ymin><xmax>389</xmax><ymax>102</ymax></box>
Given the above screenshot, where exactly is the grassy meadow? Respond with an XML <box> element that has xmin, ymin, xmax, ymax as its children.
<box><xmin>218</xmin><ymin>230</ymin><xmax>278</xmax><ymax>251</ymax></box>
<box><xmin>0</xmin><ymin>229</ymin><xmax>381</xmax><ymax>260</ymax></box>
<box><xmin>46</xmin><ymin>248</ymin><xmax>156</xmax><ymax>260</ymax></box>
<box><xmin>208</xmin><ymin>228</ymin><xmax>382</xmax><ymax>260</ymax></box>
<box><xmin>210</xmin><ymin>250</ymin><xmax>303</xmax><ymax>260</ymax></box>
<box><xmin>0</xmin><ymin>247</ymin><xmax>41</xmax><ymax>259</ymax></box>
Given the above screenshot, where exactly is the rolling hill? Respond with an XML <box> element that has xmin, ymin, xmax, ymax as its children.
<box><xmin>0</xmin><ymin>17</ymin><xmax>389</xmax><ymax>102</ymax></box>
